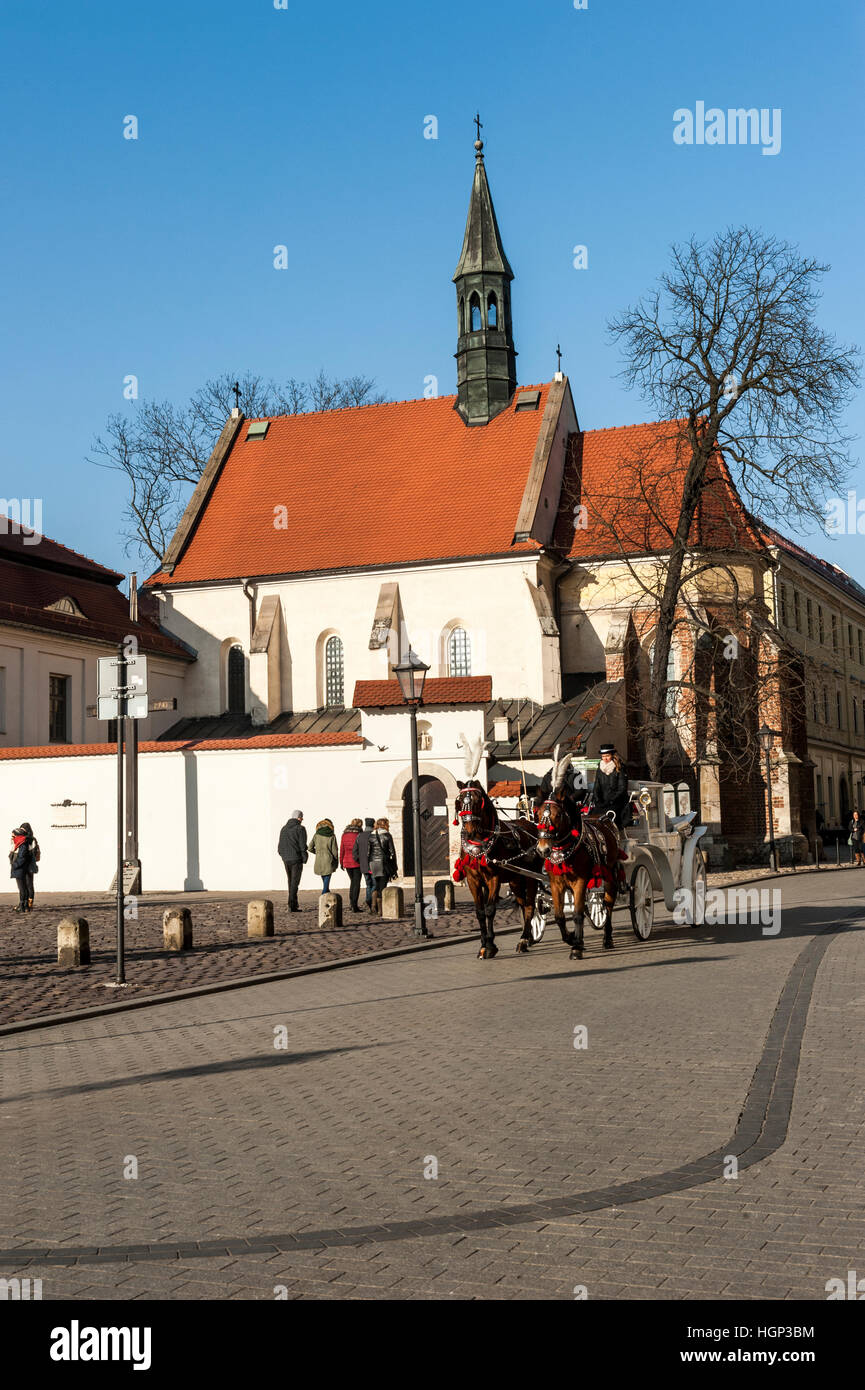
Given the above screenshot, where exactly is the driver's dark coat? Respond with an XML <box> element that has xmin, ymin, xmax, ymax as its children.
<box><xmin>592</xmin><ymin>765</ymin><xmax>629</xmax><ymax>819</ymax></box>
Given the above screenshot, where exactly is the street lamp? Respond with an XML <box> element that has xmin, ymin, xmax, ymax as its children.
<box><xmin>759</xmin><ymin>724</ymin><xmax>778</xmax><ymax>871</ymax></box>
<box><xmin>394</xmin><ymin>651</ymin><xmax>431</xmax><ymax>938</ymax></box>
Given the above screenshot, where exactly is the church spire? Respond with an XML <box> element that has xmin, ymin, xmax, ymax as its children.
<box><xmin>452</xmin><ymin>121</ymin><xmax>517</xmax><ymax>425</ymax></box>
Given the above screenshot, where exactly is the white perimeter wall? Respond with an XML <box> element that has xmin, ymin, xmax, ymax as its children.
<box><xmin>0</xmin><ymin>735</ymin><xmax>485</xmax><ymax>893</ymax></box>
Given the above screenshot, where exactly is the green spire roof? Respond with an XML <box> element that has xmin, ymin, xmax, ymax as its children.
<box><xmin>452</xmin><ymin>142</ymin><xmax>514</xmax><ymax>282</ymax></box>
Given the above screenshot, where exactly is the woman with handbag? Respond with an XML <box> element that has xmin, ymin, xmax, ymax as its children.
<box><xmin>368</xmin><ymin>817</ymin><xmax>398</xmax><ymax>914</ymax></box>
<box><xmin>849</xmin><ymin>809</ymin><xmax>863</xmax><ymax>866</ymax></box>
<box><xmin>9</xmin><ymin>822</ymin><xmax>39</xmax><ymax>912</ymax></box>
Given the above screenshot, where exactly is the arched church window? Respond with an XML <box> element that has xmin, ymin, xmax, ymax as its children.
<box><xmin>459</xmin><ymin>296</ymin><xmax>465</xmax><ymax>333</ymax></box>
<box><xmin>325</xmin><ymin>635</ymin><xmax>344</xmax><ymax>707</ymax></box>
<box><xmin>487</xmin><ymin>292</ymin><xmax>498</xmax><ymax>328</ymax></box>
<box><xmin>469</xmin><ymin>293</ymin><xmax>482</xmax><ymax>332</ymax></box>
<box><xmin>227</xmin><ymin>644</ymin><xmax>245</xmax><ymax>714</ymax></box>
<box><xmin>649</xmin><ymin>640</ymin><xmax>677</xmax><ymax>717</ymax></box>
<box><xmin>447</xmin><ymin>627</ymin><xmax>471</xmax><ymax>678</ymax></box>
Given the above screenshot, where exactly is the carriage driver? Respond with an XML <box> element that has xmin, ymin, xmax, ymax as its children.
<box><xmin>589</xmin><ymin>744</ymin><xmax>630</xmax><ymax>827</ymax></box>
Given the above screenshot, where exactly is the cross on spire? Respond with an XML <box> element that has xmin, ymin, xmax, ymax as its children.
<box><xmin>474</xmin><ymin>112</ymin><xmax>483</xmax><ymax>141</ymax></box>
<box><xmin>556</xmin><ymin>343</ymin><xmax>562</xmax><ymax>373</ymax></box>
<box><xmin>232</xmin><ymin>381</ymin><xmax>241</xmax><ymax>411</ymax></box>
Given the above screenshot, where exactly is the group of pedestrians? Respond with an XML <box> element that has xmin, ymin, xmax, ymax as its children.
<box><xmin>277</xmin><ymin>810</ymin><xmax>398</xmax><ymax>914</ymax></box>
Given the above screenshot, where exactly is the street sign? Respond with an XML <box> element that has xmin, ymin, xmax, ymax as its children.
<box><xmin>97</xmin><ymin>655</ymin><xmax>149</xmax><ymax>720</ymax></box>
<box><xmin>97</xmin><ymin>692</ymin><xmax>148</xmax><ymax>720</ymax></box>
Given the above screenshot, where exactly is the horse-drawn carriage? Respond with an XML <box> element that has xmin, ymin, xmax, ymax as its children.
<box><xmin>453</xmin><ymin>737</ymin><xmax>708</xmax><ymax>960</ymax></box>
<box><xmin>530</xmin><ymin>780</ymin><xmax>708</xmax><ymax>943</ymax></box>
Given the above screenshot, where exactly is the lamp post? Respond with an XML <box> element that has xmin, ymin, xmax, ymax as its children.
<box><xmin>759</xmin><ymin>724</ymin><xmax>778</xmax><ymax>871</ymax></box>
<box><xmin>394</xmin><ymin>651</ymin><xmax>431</xmax><ymax>938</ymax></box>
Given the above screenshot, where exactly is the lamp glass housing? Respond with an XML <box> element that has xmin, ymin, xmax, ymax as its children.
<box><xmin>394</xmin><ymin>652</ymin><xmax>429</xmax><ymax>705</ymax></box>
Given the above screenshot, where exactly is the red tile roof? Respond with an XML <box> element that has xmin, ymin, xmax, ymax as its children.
<box><xmin>0</xmin><ymin>557</ymin><xmax>192</xmax><ymax>660</ymax></box>
<box><xmin>488</xmin><ymin>780</ymin><xmax>524</xmax><ymax>798</ymax></box>
<box><xmin>146</xmin><ymin>390</ymin><xmax>551</xmax><ymax>585</ymax></box>
<box><xmin>352</xmin><ymin>676</ymin><xmax>492</xmax><ymax>707</ymax></box>
<box><xmin>0</xmin><ymin>520</ymin><xmax>122</xmax><ymax>580</ymax></box>
<box><xmin>556</xmin><ymin>422</ymin><xmax>765</xmax><ymax>560</ymax></box>
<box><xmin>0</xmin><ymin>731</ymin><xmax>363</xmax><ymax>760</ymax></box>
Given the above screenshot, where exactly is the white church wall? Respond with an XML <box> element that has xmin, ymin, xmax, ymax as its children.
<box><xmin>152</xmin><ymin>554</ymin><xmax>553</xmax><ymax>721</ymax></box>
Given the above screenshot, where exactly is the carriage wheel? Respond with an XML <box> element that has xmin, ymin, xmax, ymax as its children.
<box><xmin>587</xmin><ymin>887</ymin><xmax>607</xmax><ymax>931</ymax></box>
<box><xmin>690</xmin><ymin>847</ymin><xmax>708</xmax><ymax>927</ymax></box>
<box><xmin>629</xmin><ymin>866</ymin><xmax>654</xmax><ymax>940</ymax></box>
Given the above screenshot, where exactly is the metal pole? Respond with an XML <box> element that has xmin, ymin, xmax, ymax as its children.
<box><xmin>765</xmin><ymin>747</ymin><xmax>777</xmax><ymax>872</ymax></box>
<box><xmin>409</xmin><ymin>704</ymin><xmax>428</xmax><ymax>938</ymax></box>
<box><xmin>116</xmin><ymin>643</ymin><xmax>127</xmax><ymax>985</ymax></box>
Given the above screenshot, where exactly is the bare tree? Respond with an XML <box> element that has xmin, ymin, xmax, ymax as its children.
<box><xmin>598</xmin><ymin>226</ymin><xmax>860</xmax><ymax>780</ymax></box>
<box><xmin>90</xmin><ymin>370</ymin><xmax>388</xmax><ymax>561</ymax></box>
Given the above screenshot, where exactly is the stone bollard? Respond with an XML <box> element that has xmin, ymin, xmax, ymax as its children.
<box><xmin>57</xmin><ymin>917</ymin><xmax>90</xmax><ymax>968</ymax></box>
<box><xmin>318</xmin><ymin>892</ymin><xmax>342</xmax><ymax>929</ymax></box>
<box><xmin>247</xmin><ymin>899</ymin><xmax>274</xmax><ymax>939</ymax></box>
<box><xmin>163</xmin><ymin>907</ymin><xmax>193</xmax><ymax>952</ymax></box>
<box><xmin>382</xmin><ymin>885</ymin><xmax>404</xmax><ymax>920</ymax></box>
<box><xmin>434</xmin><ymin>879</ymin><xmax>455</xmax><ymax>914</ymax></box>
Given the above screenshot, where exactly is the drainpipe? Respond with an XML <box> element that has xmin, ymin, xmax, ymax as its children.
<box><xmin>241</xmin><ymin>578</ymin><xmax>257</xmax><ymax>646</ymax></box>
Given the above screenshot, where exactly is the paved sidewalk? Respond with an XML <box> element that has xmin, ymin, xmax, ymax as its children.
<box><xmin>0</xmin><ymin>869</ymin><xmax>863</xmax><ymax>1299</ymax></box>
<box><xmin>0</xmin><ymin>885</ymin><xmax>479</xmax><ymax>1027</ymax></box>
<box><xmin>1</xmin><ymin>863</ymin><xmax>854</xmax><ymax>1028</ymax></box>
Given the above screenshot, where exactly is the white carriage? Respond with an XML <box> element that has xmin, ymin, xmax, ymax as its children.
<box><xmin>528</xmin><ymin>779</ymin><xmax>708</xmax><ymax>942</ymax></box>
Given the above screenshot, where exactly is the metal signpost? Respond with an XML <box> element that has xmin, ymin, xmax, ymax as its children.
<box><xmin>97</xmin><ymin>648</ymin><xmax>148</xmax><ymax>985</ymax></box>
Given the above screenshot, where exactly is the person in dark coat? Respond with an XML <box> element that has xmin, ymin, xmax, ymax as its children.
<box><xmin>340</xmin><ymin>818</ymin><xmax>363</xmax><ymax>911</ymax></box>
<box><xmin>355</xmin><ymin>816</ymin><xmax>376</xmax><ymax>910</ymax></box>
<box><xmin>590</xmin><ymin>744</ymin><xmax>630</xmax><ymax>827</ymax></box>
<box><xmin>364</xmin><ymin>818</ymin><xmax>398</xmax><ymax>915</ymax></box>
<box><xmin>9</xmin><ymin>822</ymin><xmax>39</xmax><ymax>912</ymax></box>
<box><xmin>849</xmin><ymin>809</ymin><xmax>864</xmax><ymax>866</ymax></box>
<box><xmin>277</xmin><ymin>810</ymin><xmax>308</xmax><ymax>911</ymax></box>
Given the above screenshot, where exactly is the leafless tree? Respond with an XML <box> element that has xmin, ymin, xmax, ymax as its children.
<box><xmin>90</xmin><ymin>370</ymin><xmax>388</xmax><ymax>561</ymax></box>
<box><xmin>593</xmin><ymin>226</ymin><xmax>860</xmax><ymax>780</ymax></box>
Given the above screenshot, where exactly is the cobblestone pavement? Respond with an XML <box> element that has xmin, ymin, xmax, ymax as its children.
<box><xmin>0</xmin><ymin>863</ymin><xmax>853</xmax><ymax>1028</ymax></box>
<box><xmin>0</xmin><ymin>884</ymin><xmax>480</xmax><ymax>1026</ymax></box>
<box><xmin>1</xmin><ymin>869</ymin><xmax>863</xmax><ymax>1300</ymax></box>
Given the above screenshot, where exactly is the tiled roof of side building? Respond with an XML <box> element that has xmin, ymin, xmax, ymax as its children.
<box><xmin>555</xmin><ymin>422</ymin><xmax>766</xmax><ymax>560</ymax></box>
<box><xmin>146</xmin><ymin>389</ymin><xmax>552</xmax><ymax>585</ymax></box>
<box><xmin>754</xmin><ymin>515</ymin><xmax>865</xmax><ymax>607</ymax></box>
<box><xmin>0</xmin><ymin>521</ymin><xmax>122</xmax><ymax>581</ymax></box>
<box><xmin>353</xmin><ymin>676</ymin><xmax>493</xmax><ymax>708</ymax></box>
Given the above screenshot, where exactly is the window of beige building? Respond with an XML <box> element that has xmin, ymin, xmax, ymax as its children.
<box><xmin>818</xmin><ymin>606</ymin><xmax>825</xmax><ymax>644</ymax></box>
<box><xmin>806</xmin><ymin>598</ymin><xmax>813</xmax><ymax>639</ymax></box>
<box><xmin>793</xmin><ymin>591</ymin><xmax>801</xmax><ymax>631</ymax></box>
<box><xmin>832</xmin><ymin>614</ymin><xmax>839</xmax><ymax>651</ymax></box>
<box><xmin>849</xmin><ymin>623</ymin><xmax>855</xmax><ymax>659</ymax></box>
<box><xmin>779</xmin><ymin>585</ymin><xmax>788</xmax><ymax>626</ymax></box>
<box><xmin>859</xmin><ymin>630</ymin><xmax>864</xmax><ymax>666</ymax></box>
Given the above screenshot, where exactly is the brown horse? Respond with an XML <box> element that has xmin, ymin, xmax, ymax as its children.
<box><xmin>536</xmin><ymin>793</ymin><xmax>623</xmax><ymax>959</ymax></box>
<box><xmin>453</xmin><ymin>780</ymin><xmax>541</xmax><ymax>959</ymax></box>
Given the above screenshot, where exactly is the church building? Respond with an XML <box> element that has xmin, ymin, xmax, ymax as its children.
<box><xmin>3</xmin><ymin>134</ymin><xmax>858</xmax><ymax>890</ymax></box>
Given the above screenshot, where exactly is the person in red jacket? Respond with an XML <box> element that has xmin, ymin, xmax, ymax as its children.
<box><xmin>339</xmin><ymin>818</ymin><xmax>364</xmax><ymax>913</ymax></box>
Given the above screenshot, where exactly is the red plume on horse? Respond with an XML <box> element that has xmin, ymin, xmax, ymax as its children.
<box><xmin>452</xmin><ymin>733</ymin><xmax>541</xmax><ymax>959</ymax></box>
<box><xmin>535</xmin><ymin>744</ymin><xmax>625</xmax><ymax>960</ymax></box>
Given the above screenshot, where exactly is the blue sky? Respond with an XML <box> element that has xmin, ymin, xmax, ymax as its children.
<box><xmin>1</xmin><ymin>0</ymin><xmax>863</xmax><ymax>579</ymax></box>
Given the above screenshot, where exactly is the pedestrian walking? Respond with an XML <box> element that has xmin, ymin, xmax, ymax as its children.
<box><xmin>849</xmin><ymin>809</ymin><xmax>864</xmax><ymax>866</ymax></box>
<box><xmin>277</xmin><ymin>809</ymin><xmax>308</xmax><ymax>911</ymax></box>
<box><xmin>9</xmin><ymin>822</ymin><xmax>39</xmax><ymax>913</ymax></box>
<box><xmin>339</xmin><ymin>818</ymin><xmax>364</xmax><ymax>911</ymax></box>
<box><xmin>309</xmin><ymin>818</ymin><xmax>339</xmax><ymax>893</ymax></box>
<box><xmin>355</xmin><ymin>816</ymin><xmax>376</xmax><ymax>909</ymax></box>
<box><xmin>366</xmin><ymin>817</ymin><xmax>398</xmax><ymax>915</ymax></box>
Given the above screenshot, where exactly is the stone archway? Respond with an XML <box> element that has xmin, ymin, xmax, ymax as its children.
<box><xmin>387</xmin><ymin>761</ymin><xmax>462</xmax><ymax>882</ymax></box>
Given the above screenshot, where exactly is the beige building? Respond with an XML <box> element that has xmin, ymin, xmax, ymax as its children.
<box><xmin>760</xmin><ymin>520</ymin><xmax>865</xmax><ymax>829</ymax></box>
